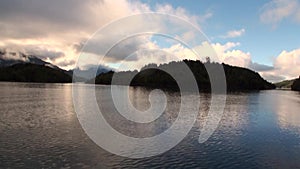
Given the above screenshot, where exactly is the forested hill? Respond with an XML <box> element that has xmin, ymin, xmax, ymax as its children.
<box><xmin>0</xmin><ymin>63</ymin><xmax>72</xmax><ymax>83</ymax></box>
<box><xmin>292</xmin><ymin>78</ymin><xmax>300</xmax><ymax>91</ymax></box>
<box><xmin>275</xmin><ymin>79</ymin><xmax>296</xmax><ymax>89</ymax></box>
<box><xmin>93</xmin><ymin>60</ymin><xmax>275</xmax><ymax>91</ymax></box>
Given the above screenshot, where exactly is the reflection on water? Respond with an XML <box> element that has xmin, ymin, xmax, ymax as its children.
<box><xmin>1</xmin><ymin>83</ymin><xmax>300</xmax><ymax>168</ymax></box>
<box><xmin>270</xmin><ymin>91</ymin><xmax>300</xmax><ymax>130</ymax></box>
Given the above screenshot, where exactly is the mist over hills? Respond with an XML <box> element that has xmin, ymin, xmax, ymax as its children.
<box><xmin>0</xmin><ymin>49</ymin><xmax>60</xmax><ymax>69</ymax></box>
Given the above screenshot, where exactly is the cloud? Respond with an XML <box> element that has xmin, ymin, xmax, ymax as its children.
<box><xmin>213</xmin><ymin>43</ymin><xmax>300</xmax><ymax>82</ymax></box>
<box><xmin>145</xmin><ymin>41</ymin><xmax>251</xmax><ymax>69</ymax></box>
<box><xmin>260</xmin><ymin>0</ymin><xmax>300</xmax><ymax>26</ymax></box>
<box><xmin>248</xmin><ymin>62</ymin><xmax>274</xmax><ymax>72</ymax></box>
<box><xmin>273</xmin><ymin>49</ymin><xmax>300</xmax><ymax>78</ymax></box>
<box><xmin>207</xmin><ymin>42</ymin><xmax>300</xmax><ymax>82</ymax></box>
<box><xmin>220</xmin><ymin>29</ymin><xmax>246</xmax><ymax>38</ymax></box>
<box><xmin>259</xmin><ymin>73</ymin><xmax>286</xmax><ymax>82</ymax></box>
<box><xmin>164</xmin><ymin>41</ymin><xmax>300</xmax><ymax>82</ymax></box>
<box><xmin>0</xmin><ymin>0</ymin><xmax>210</xmax><ymax>70</ymax></box>
<box><xmin>115</xmin><ymin>49</ymin><xmax>175</xmax><ymax>71</ymax></box>
<box><xmin>4</xmin><ymin>0</ymin><xmax>297</xmax><ymax>84</ymax></box>
<box><xmin>25</xmin><ymin>47</ymin><xmax>65</xmax><ymax>60</ymax></box>
<box><xmin>208</xmin><ymin>42</ymin><xmax>252</xmax><ymax>68</ymax></box>
<box><xmin>0</xmin><ymin>0</ymin><xmax>151</xmax><ymax>69</ymax></box>
<box><xmin>55</xmin><ymin>59</ymin><xmax>77</xmax><ymax>68</ymax></box>
<box><xmin>154</xmin><ymin>4</ymin><xmax>208</xmax><ymax>26</ymax></box>
<box><xmin>86</xmin><ymin>32</ymin><xmax>300</xmax><ymax>83</ymax></box>
<box><xmin>0</xmin><ymin>48</ymin><xmax>28</xmax><ymax>62</ymax></box>
<box><xmin>180</xmin><ymin>31</ymin><xmax>195</xmax><ymax>42</ymax></box>
<box><xmin>250</xmin><ymin>48</ymin><xmax>300</xmax><ymax>82</ymax></box>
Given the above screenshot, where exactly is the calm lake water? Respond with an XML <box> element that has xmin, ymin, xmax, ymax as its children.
<box><xmin>1</xmin><ymin>82</ymin><xmax>300</xmax><ymax>168</ymax></box>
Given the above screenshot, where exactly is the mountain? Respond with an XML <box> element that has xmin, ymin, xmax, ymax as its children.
<box><xmin>275</xmin><ymin>79</ymin><xmax>296</xmax><ymax>89</ymax></box>
<box><xmin>291</xmin><ymin>78</ymin><xmax>300</xmax><ymax>91</ymax></box>
<box><xmin>0</xmin><ymin>63</ymin><xmax>72</xmax><ymax>83</ymax></box>
<box><xmin>0</xmin><ymin>49</ymin><xmax>113</xmax><ymax>83</ymax></box>
<box><xmin>70</xmin><ymin>66</ymin><xmax>112</xmax><ymax>82</ymax></box>
<box><xmin>0</xmin><ymin>49</ymin><xmax>73</xmax><ymax>83</ymax></box>
<box><xmin>93</xmin><ymin>60</ymin><xmax>275</xmax><ymax>91</ymax></box>
<box><xmin>0</xmin><ymin>49</ymin><xmax>60</xmax><ymax>70</ymax></box>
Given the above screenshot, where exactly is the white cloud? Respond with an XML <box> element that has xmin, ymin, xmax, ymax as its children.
<box><xmin>210</xmin><ymin>42</ymin><xmax>252</xmax><ymax>67</ymax></box>
<box><xmin>221</xmin><ymin>29</ymin><xmax>246</xmax><ymax>39</ymax></box>
<box><xmin>148</xmin><ymin>41</ymin><xmax>250</xmax><ymax>68</ymax></box>
<box><xmin>110</xmin><ymin>41</ymin><xmax>198</xmax><ymax>71</ymax></box>
<box><xmin>211</xmin><ymin>42</ymin><xmax>241</xmax><ymax>52</ymax></box>
<box><xmin>157</xmin><ymin>41</ymin><xmax>250</xmax><ymax>68</ymax></box>
<box><xmin>254</xmin><ymin>48</ymin><xmax>300</xmax><ymax>82</ymax></box>
<box><xmin>260</xmin><ymin>0</ymin><xmax>300</xmax><ymax>26</ymax></box>
<box><xmin>273</xmin><ymin>49</ymin><xmax>300</xmax><ymax>78</ymax></box>
<box><xmin>212</xmin><ymin>43</ymin><xmax>300</xmax><ymax>82</ymax></box>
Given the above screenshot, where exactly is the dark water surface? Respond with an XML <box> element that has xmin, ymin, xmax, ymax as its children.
<box><xmin>1</xmin><ymin>82</ymin><xmax>300</xmax><ymax>168</ymax></box>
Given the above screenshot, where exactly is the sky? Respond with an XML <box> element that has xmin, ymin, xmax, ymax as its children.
<box><xmin>0</xmin><ymin>0</ymin><xmax>299</xmax><ymax>82</ymax></box>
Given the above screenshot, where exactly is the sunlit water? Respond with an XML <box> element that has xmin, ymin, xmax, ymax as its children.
<box><xmin>1</xmin><ymin>82</ymin><xmax>300</xmax><ymax>168</ymax></box>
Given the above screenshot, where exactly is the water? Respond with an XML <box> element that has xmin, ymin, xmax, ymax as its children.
<box><xmin>1</xmin><ymin>82</ymin><xmax>300</xmax><ymax>168</ymax></box>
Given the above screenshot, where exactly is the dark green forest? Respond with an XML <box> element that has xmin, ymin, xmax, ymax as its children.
<box><xmin>292</xmin><ymin>78</ymin><xmax>300</xmax><ymax>91</ymax></box>
<box><xmin>0</xmin><ymin>60</ymin><xmax>277</xmax><ymax>91</ymax></box>
<box><xmin>94</xmin><ymin>60</ymin><xmax>275</xmax><ymax>91</ymax></box>
<box><xmin>275</xmin><ymin>79</ymin><xmax>296</xmax><ymax>89</ymax></box>
<box><xmin>0</xmin><ymin>63</ymin><xmax>72</xmax><ymax>83</ymax></box>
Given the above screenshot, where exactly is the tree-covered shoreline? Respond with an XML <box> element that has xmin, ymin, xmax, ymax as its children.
<box><xmin>292</xmin><ymin>78</ymin><xmax>300</xmax><ymax>91</ymax></box>
<box><xmin>0</xmin><ymin>63</ymin><xmax>72</xmax><ymax>83</ymax></box>
<box><xmin>93</xmin><ymin>60</ymin><xmax>275</xmax><ymax>92</ymax></box>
